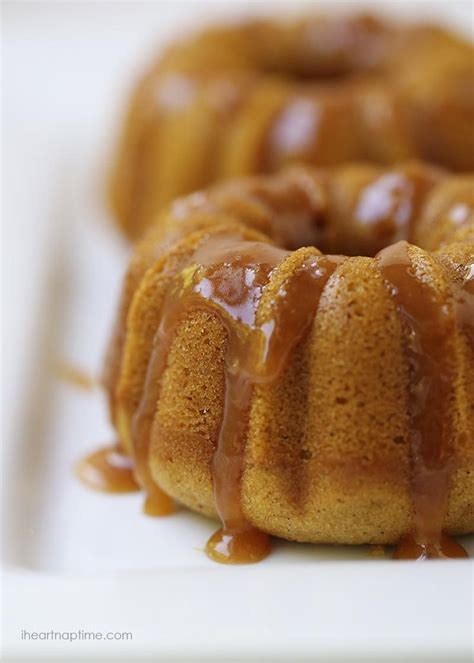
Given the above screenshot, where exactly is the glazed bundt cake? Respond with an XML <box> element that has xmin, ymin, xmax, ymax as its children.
<box><xmin>82</xmin><ymin>162</ymin><xmax>474</xmax><ymax>563</ymax></box>
<box><xmin>109</xmin><ymin>14</ymin><xmax>474</xmax><ymax>239</ymax></box>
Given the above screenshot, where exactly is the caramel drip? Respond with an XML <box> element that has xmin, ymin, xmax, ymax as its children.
<box><xmin>132</xmin><ymin>236</ymin><xmax>286</xmax><ymax>550</ymax></box>
<box><xmin>141</xmin><ymin>486</ymin><xmax>175</xmax><ymax>517</ymax></box>
<box><xmin>76</xmin><ymin>444</ymin><xmax>140</xmax><ymax>493</ymax></box>
<box><xmin>133</xmin><ymin>233</ymin><xmax>344</xmax><ymax>563</ymax></box>
<box><xmin>207</xmin><ymin>250</ymin><xmax>345</xmax><ymax>563</ymax></box>
<box><xmin>376</xmin><ymin>241</ymin><xmax>468</xmax><ymax>559</ymax></box>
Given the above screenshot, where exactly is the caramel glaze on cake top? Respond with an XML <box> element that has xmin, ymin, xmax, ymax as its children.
<box><xmin>80</xmin><ymin>162</ymin><xmax>474</xmax><ymax>563</ymax></box>
<box><xmin>108</xmin><ymin>14</ymin><xmax>474</xmax><ymax>239</ymax></box>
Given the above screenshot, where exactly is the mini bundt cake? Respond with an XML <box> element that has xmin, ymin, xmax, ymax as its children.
<box><xmin>82</xmin><ymin>162</ymin><xmax>474</xmax><ymax>563</ymax></box>
<box><xmin>108</xmin><ymin>14</ymin><xmax>474</xmax><ymax>239</ymax></box>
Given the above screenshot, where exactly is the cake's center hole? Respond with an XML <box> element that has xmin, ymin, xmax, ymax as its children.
<box><xmin>275</xmin><ymin>215</ymin><xmax>409</xmax><ymax>259</ymax></box>
<box><xmin>268</xmin><ymin>170</ymin><xmax>432</xmax><ymax>257</ymax></box>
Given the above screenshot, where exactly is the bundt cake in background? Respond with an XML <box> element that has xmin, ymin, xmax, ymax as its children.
<box><xmin>77</xmin><ymin>163</ymin><xmax>474</xmax><ymax>563</ymax></box>
<box><xmin>108</xmin><ymin>14</ymin><xmax>474</xmax><ymax>240</ymax></box>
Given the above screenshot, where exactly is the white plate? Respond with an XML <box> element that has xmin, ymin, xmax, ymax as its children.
<box><xmin>3</xmin><ymin>2</ymin><xmax>474</xmax><ymax>660</ymax></box>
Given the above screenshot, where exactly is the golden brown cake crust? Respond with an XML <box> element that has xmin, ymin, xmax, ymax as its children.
<box><xmin>106</xmin><ymin>163</ymin><xmax>474</xmax><ymax>547</ymax></box>
<box><xmin>108</xmin><ymin>14</ymin><xmax>474</xmax><ymax>240</ymax></box>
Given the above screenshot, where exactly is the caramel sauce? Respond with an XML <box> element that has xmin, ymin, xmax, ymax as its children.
<box><xmin>394</xmin><ymin>532</ymin><xmax>468</xmax><ymax>560</ymax></box>
<box><xmin>142</xmin><ymin>488</ymin><xmax>175</xmax><ymax>517</ymax></box>
<box><xmin>76</xmin><ymin>444</ymin><xmax>140</xmax><ymax>493</ymax></box>
<box><xmin>376</xmin><ymin>240</ymin><xmax>468</xmax><ymax>559</ymax></box>
<box><xmin>206</xmin><ymin>527</ymin><xmax>271</xmax><ymax>565</ymax></box>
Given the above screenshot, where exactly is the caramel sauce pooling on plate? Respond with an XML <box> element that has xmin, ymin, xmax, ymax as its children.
<box><xmin>76</xmin><ymin>444</ymin><xmax>140</xmax><ymax>493</ymax></box>
<box><xmin>76</xmin><ymin>445</ymin><xmax>174</xmax><ymax>515</ymax></box>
